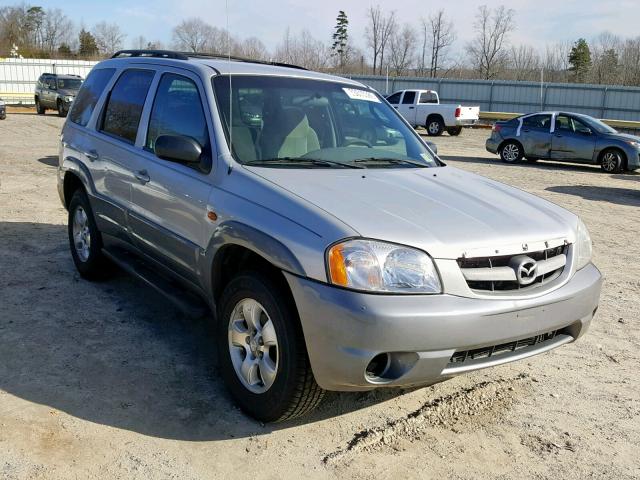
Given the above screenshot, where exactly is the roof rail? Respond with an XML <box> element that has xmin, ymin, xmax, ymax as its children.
<box><xmin>111</xmin><ymin>50</ymin><xmax>189</xmax><ymax>60</ymax></box>
<box><xmin>111</xmin><ymin>48</ymin><xmax>307</xmax><ymax>70</ymax></box>
<box><xmin>184</xmin><ymin>52</ymin><xmax>307</xmax><ymax>70</ymax></box>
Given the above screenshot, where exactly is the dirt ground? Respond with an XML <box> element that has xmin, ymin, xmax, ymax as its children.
<box><xmin>1</xmin><ymin>113</ymin><xmax>639</xmax><ymax>479</ymax></box>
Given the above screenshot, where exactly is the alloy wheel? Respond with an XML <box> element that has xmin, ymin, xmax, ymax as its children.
<box><xmin>502</xmin><ymin>143</ymin><xmax>520</xmax><ymax>162</ymax></box>
<box><xmin>228</xmin><ymin>298</ymin><xmax>279</xmax><ymax>394</ymax></box>
<box><xmin>72</xmin><ymin>206</ymin><xmax>91</xmax><ymax>262</ymax></box>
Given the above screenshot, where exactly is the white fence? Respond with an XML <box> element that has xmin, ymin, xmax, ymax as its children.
<box><xmin>0</xmin><ymin>58</ymin><xmax>97</xmax><ymax>105</ymax></box>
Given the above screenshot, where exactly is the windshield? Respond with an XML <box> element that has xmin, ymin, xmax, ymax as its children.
<box><xmin>57</xmin><ymin>78</ymin><xmax>82</xmax><ymax>90</ymax></box>
<box><xmin>579</xmin><ymin>115</ymin><xmax>617</xmax><ymax>134</ymax></box>
<box><xmin>212</xmin><ymin>75</ymin><xmax>439</xmax><ymax>169</ymax></box>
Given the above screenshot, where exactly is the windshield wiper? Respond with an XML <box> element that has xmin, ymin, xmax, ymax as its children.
<box><xmin>244</xmin><ymin>157</ymin><xmax>364</xmax><ymax>169</ymax></box>
<box><xmin>353</xmin><ymin>157</ymin><xmax>429</xmax><ymax>168</ymax></box>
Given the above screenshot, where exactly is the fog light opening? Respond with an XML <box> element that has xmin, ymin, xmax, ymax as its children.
<box><xmin>365</xmin><ymin>353</ymin><xmax>391</xmax><ymax>380</ymax></box>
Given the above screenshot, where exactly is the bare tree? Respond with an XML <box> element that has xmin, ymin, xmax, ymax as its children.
<box><xmin>238</xmin><ymin>36</ymin><xmax>268</xmax><ymax>60</ymax></box>
<box><xmin>42</xmin><ymin>9</ymin><xmax>72</xmax><ymax>54</ymax></box>
<box><xmin>365</xmin><ymin>5</ymin><xmax>396</xmax><ymax>75</ymax></box>
<box><xmin>274</xmin><ymin>29</ymin><xmax>331</xmax><ymax>70</ymax></box>
<box><xmin>619</xmin><ymin>37</ymin><xmax>640</xmax><ymax>86</ymax></box>
<box><xmin>388</xmin><ymin>24</ymin><xmax>416</xmax><ymax>76</ymax></box>
<box><xmin>466</xmin><ymin>5</ymin><xmax>515</xmax><ymax>79</ymax></box>
<box><xmin>509</xmin><ymin>45</ymin><xmax>540</xmax><ymax>80</ymax></box>
<box><xmin>172</xmin><ymin>18</ymin><xmax>213</xmax><ymax>52</ymax></box>
<box><xmin>94</xmin><ymin>21</ymin><xmax>125</xmax><ymax>55</ymax></box>
<box><xmin>424</xmin><ymin>10</ymin><xmax>456</xmax><ymax>78</ymax></box>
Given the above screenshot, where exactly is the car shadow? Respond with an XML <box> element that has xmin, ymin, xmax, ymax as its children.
<box><xmin>0</xmin><ymin>221</ymin><xmax>405</xmax><ymax>441</ymax></box>
<box><xmin>546</xmin><ymin>185</ymin><xmax>640</xmax><ymax>207</ymax></box>
<box><xmin>37</xmin><ymin>155</ymin><xmax>58</xmax><ymax>167</ymax></box>
<box><xmin>441</xmin><ymin>155</ymin><xmax>606</xmax><ymax>174</ymax></box>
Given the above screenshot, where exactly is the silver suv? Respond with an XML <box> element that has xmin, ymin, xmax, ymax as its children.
<box><xmin>58</xmin><ymin>50</ymin><xmax>603</xmax><ymax>422</ymax></box>
<box><xmin>35</xmin><ymin>73</ymin><xmax>83</xmax><ymax>117</ymax></box>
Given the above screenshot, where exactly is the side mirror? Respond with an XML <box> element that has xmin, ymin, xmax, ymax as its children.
<box><xmin>155</xmin><ymin>135</ymin><xmax>202</xmax><ymax>164</ymax></box>
<box><xmin>582</xmin><ymin>129</ymin><xmax>592</xmax><ymax>136</ymax></box>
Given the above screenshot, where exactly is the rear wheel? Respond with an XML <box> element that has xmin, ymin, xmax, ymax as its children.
<box><xmin>600</xmin><ymin>149</ymin><xmax>624</xmax><ymax>173</ymax></box>
<box><xmin>35</xmin><ymin>98</ymin><xmax>45</xmax><ymax>115</ymax></box>
<box><xmin>426</xmin><ymin>117</ymin><xmax>444</xmax><ymax>136</ymax></box>
<box><xmin>67</xmin><ymin>189</ymin><xmax>111</xmax><ymax>280</ymax></box>
<box><xmin>217</xmin><ymin>272</ymin><xmax>324</xmax><ymax>422</ymax></box>
<box><xmin>500</xmin><ymin>141</ymin><xmax>523</xmax><ymax>163</ymax></box>
<box><xmin>446</xmin><ymin>126</ymin><xmax>463</xmax><ymax>136</ymax></box>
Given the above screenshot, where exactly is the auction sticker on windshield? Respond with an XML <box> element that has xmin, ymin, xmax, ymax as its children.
<box><xmin>343</xmin><ymin>88</ymin><xmax>380</xmax><ymax>102</ymax></box>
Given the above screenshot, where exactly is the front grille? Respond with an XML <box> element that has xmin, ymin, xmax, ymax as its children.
<box><xmin>457</xmin><ymin>245</ymin><xmax>568</xmax><ymax>292</ymax></box>
<box><xmin>449</xmin><ymin>330</ymin><xmax>560</xmax><ymax>364</ymax></box>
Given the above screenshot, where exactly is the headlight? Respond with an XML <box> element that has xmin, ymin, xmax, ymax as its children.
<box><xmin>64</xmin><ymin>95</ymin><xmax>74</xmax><ymax>102</ymax></box>
<box><xmin>327</xmin><ymin>239</ymin><xmax>441</xmax><ymax>294</ymax></box>
<box><xmin>625</xmin><ymin>140</ymin><xmax>640</xmax><ymax>149</ymax></box>
<box><xmin>574</xmin><ymin>218</ymin><xmax>592</xmax><ymax>271</ymax></box>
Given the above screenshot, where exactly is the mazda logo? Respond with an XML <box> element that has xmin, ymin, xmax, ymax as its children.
<box><xmin>509</xmin><ymin>255</ymin><xmax>538</xmax><ymax>286</ymax></box>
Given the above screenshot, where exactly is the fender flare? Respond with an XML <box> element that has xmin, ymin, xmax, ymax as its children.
<box><xmin>205</xmin><ymin>220</ymin><xmax>306</xmax><ymax>292</ymax></box>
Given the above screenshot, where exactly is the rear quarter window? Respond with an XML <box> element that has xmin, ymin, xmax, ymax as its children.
<box><xmin>69</xmin><ymin>68</ymin><xmax>116</xmax><ymax>127</ymax></box>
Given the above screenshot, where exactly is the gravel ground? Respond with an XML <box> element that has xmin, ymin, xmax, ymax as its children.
<box><xmin>1</xmin><ymin>114</ymin><xmax>639</xmax><ymax>479</ymax></box>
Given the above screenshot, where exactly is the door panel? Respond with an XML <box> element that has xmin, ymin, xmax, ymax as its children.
<box><xmin>397</xmin><ymin>91</ymin><xmax>417</xmax><ymax>125</ymax></box>
<box><xmin>520</xmin><ymin>114</ymin><xmax>552</xmax><ymax>158</ymax></box>
<box><xmin>129</xmin><ymin>71</ymin><xmax>214</xmax><ymax>282</ymax></box>
<box><xmin>551</xmin><ymin>115</ymin><xmax>596</xmax><ymax>162</ymax></box>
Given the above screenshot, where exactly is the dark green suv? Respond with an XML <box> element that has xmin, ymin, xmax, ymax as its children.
<box><xmin>34</xmin><ymin>73</ymin><xmax>83</xmax><ymax>117</ymax></box>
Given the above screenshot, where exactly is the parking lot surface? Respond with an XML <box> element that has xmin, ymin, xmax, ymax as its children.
<box><xmin>1</xmin><ymin>114</ymin><xmax>638</xmax><ymax>479</ymax></box>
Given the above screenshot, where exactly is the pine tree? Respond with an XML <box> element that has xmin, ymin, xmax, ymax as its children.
<box><xmin>331</xmin><ymin>11</ymin><xmax>349</xmax><ymax>71</ymax></box>
<box><xmin>568</xmin><ymin>38</ymin><xmax>592</xmax><ymax>82</ymax></box>
<box><xmin>78</xmin><ymin>29</ymin><xmax>98</xmax><ymax>58</ymax></box>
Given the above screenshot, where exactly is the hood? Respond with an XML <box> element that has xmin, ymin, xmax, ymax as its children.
<box><xmin>247</xmin><ymin>166</ymin><xmax>578</xmax><ymax>259</ymax></box>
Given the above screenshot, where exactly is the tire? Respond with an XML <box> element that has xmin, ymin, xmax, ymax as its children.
<box><xmin>57</xmin><ymin>99</ymin><xmax>67</xmax><ymax>118</ymax></box>
<box><xmin>600</xmin><ymin>149</ymin><xmax>624</xmax><ymax>173</ymax></box>
<box><xmin>217</xmin><ymin>272</ymin><xmax>324</xmax><ymax>422</ymax></box>
<box><xmin>67</xmin><ymin>189</ymin><xmax>110</xmax><ymax>280</ymax></box>
<box><xmin>35</xmin><ymin>98</ymin><xmax>45</xmax><ymax>115</ymax></box>
<box><xmin>499</xmin><ymin>141</ymin><xmax>523</xmax><ymax>163</ymax></box>
<box><xmin>447</xmin><ymin>126</ymin><xmax>463</xmax><ymax>136</ymax></box>
<box><xmin>426</xmin><ymin>117</ymin><xmax>444</xmax><ymax>136</ymax></box>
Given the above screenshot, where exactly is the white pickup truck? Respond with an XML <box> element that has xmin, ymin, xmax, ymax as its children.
<box><xmin>386</xmin><ymin>89</ymin><xmax>480</xmax><ymax>136</ymax></box>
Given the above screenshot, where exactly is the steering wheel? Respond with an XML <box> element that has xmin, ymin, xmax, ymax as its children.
<box><xmin>344</xmin><ymin>139</ymin><xmax>372</xmax><ymax>148</ymax></box>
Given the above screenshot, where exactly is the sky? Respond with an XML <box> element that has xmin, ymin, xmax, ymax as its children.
<box><xmin>31</xmin><ymin>0</ymin><xmax>640</xmax><ymax>54</ymax></box>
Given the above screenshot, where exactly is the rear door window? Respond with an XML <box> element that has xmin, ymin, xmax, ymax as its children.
<box><xmin>146</xmin><ymin>73</ymin><xmax>211</xmax><ymax>172</ymax></box>
<box><xmin>69</xmin><ymin>68</ymin><xmax>115</xmax><ymax>127</ymax></box>
<box><xmin>402</xmin><ymin>91</ymin><xmax>416</xmax><ymax>104</ymax></box>
<box><xmin>100</xmin><ymin>69</ymin><xmax>154</xmax><ymax>143</ymax></box>
<box><xmin>419</xmin><ymin>92</ymin><xmax>438</xmax><ymax>104</ymax></box>
<box><xmin>523</xmin><ymin>114</ymin><xmax>551</xmax><ymax>131</ymax></box>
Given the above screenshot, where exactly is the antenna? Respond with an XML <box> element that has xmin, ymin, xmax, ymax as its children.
<box><xmin>226</xmin><ymin>0</ymin><xmax>233</xmax><ymax>159</ymax></box>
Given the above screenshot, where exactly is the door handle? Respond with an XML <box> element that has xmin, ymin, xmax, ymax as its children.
<box><xmin>555</xmin><ymin>134</ymin><xmax>563</xmax><ymax>138</ymax></box>
<box><xmin>408</xmin><ymin>106</ymin><xmax>415</xmax><ymax>109</ymax></box>
<box><xmin>84</xmin><ymin>149</ymin><xmax>99</xmax><ymax>161</ymax></box>
<box><xmin>134</xmin><ymin>169</ymin><xmax>150</xmax><ymax>184</ymax></box>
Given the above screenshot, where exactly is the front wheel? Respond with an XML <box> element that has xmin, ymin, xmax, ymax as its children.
<box><xmin>600</xmin><ymin>149</ymin><xmax>624</xmax><ymax>173</ymax></box>
<box><xmin>500</xmin><ymin>141</ymin><xmax>523</xmax><ymax>163</ymax></box>
<box><xmin>57</xmin><ymin>100</ymin><xmax>68</xmax><ymax>118</ymax></box>
<box><xmin>426</xmin><ymin>118</ymin><xmax>444</xmax><ymax>136</ymax></box>
<box><xmin>217</xmin><ymin>273</ymin><xmax>324</xmax><ymax>422</ymax></box>
<box><xmin>35</xmin><ymin>99</ymin><xmax>45</xmax><ymax>115</ymax></box>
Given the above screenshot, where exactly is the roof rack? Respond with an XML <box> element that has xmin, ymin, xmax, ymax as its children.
<box><xmin>111</xmin><ymin>50</ymin><xmax>189</xmax><ymax>60</ymax></box>
<box><xmin>110</xmin><ymin>49</ymin><xmax>307</xmax><ymax>70</ymax></box>
<box><xmin>184</xmin><ymin>52</ymin><xmax>308</xmax><ymax>70</ymax></box>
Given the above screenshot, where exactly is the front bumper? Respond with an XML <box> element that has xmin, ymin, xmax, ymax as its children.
<box><xmin>285</xmin><ymin>263</ymin><xmax>602</xmax><ymax>391</ymax></box>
